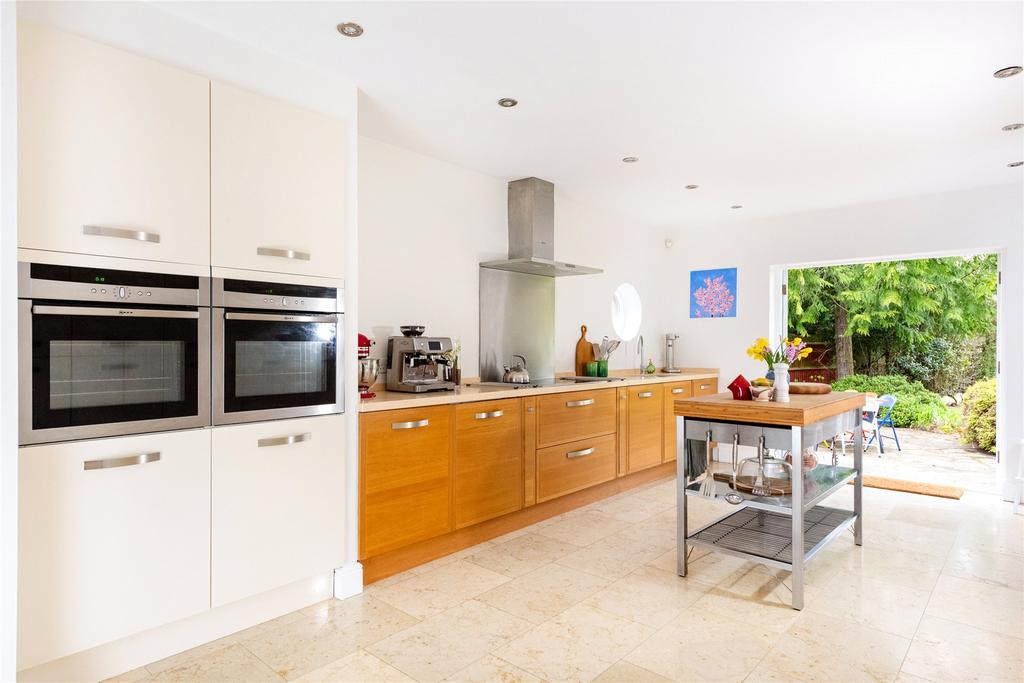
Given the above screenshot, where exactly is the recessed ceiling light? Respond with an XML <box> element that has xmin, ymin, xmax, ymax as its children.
<box><xmin>336</xmin><ymin>22</ymin><xmax>364</xmax><ymax>37</ymax></box>
<box><xmin>1009</xmin><ymin>161</ymin><xmax>1023</xmax><ymax>168</ymax></box>
<box><xmin>730</xmin><ymin>205</ymin><xmax>743</xmax><ymax>209</ymax></box>
<box><xmin>1002</xmin><ymin>123</ymin><xmax>1024</xmax><ymax>131</ymax></box>
<box><xmin>993</xmin><ymin>66</ymin><xmax>1023</xmax><ymax>78</ymax></box>
<box><xmin>497</xmin><ymin>98</ymin><xmax>518</xmax><ymax>108</ymax></box>
<box><xmin>622</xmin><ymin>157</ymin><xmax>639</xmax><ymax>163</ymax></box>
<box><xmin>685</xmin><ymin>184</ymin><xmax>699</xmax><ymax>190</ymax></box>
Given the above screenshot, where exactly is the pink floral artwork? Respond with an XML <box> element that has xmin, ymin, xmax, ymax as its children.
<box><xmin>690</xmin><ymin>268</ymin><xmax>737</xmax><ymax>318</ymax></box>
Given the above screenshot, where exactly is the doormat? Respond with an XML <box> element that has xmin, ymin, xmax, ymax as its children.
<box><xmin>849</xmin><ymin>476</ymin><xmax>964</xmax><ymax>500</ymax></box>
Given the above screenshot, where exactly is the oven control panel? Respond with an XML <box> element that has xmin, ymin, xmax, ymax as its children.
<box><xmin>88</xmin><ymin>285</ymin><xmax>154</xmax><ymax>300</ymax></box>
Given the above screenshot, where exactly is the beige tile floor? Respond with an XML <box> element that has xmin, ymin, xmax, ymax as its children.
<box><xmin>113</xmin><ymin>440</ymin><xmax>1021</xmax><ymax>683</ymax></box>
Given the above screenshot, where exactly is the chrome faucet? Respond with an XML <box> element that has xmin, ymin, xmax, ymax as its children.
<box><xmin>637</xmin><ymin>334</ymin><xmax>644</xmax><ymax>375</ymax></box>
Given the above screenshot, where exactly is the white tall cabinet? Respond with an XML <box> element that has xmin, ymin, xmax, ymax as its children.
<box><xmin>17</xmin><ymin>22</ymin><xmax>210</xmax><ymax>265</ymax></box>
<box><xmin>211</xmin><ymin>414</ymin><xmax>346</xmax><ymax>607</ymax></box>
<box><xmin>211</xmin><ymin>82</ymin><xmax>346</xmax><ymax>278</ymax></box>
<box><xmin>18</xmin><ymin>430</ymin><xmax>212</xmax><ymax>670</ymax></box>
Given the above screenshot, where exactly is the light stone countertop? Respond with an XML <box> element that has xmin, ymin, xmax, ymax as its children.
<box><xmin>359</xmin><ymin>368</ymin><xmax>720</xmax><ymax>412</ymax></box>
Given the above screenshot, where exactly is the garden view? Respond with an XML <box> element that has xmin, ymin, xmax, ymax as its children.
<box><xmin>788</xmin><ymin>254</ymin><xmax>998</xmax><ymax>453</ymax></box>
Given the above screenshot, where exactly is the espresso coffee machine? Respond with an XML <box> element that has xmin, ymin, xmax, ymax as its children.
<box><xmin>385</xmin><ymin>334</ymin><xmax>457</xmax><ymax>393</ymax></box>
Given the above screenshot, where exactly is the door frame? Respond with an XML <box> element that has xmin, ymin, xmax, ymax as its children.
<box><xmin>770</xmin><ymin>248</ymin><xmax>1007</xmax><ymax>490</ymax></box>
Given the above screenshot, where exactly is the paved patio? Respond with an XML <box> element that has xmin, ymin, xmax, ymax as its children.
<box><xmin>824</xmin><ymin>428</ymin><xmax>1000</xmax><ymax>496</ymax></box>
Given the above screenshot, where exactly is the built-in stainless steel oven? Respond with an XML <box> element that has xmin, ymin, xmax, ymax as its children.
<box><xmin>212</xmin><ymin>277</ymin><xmax>343</xmax><ymax>425</ymax></box>
<box><xmin>18</xmin><ymin>262</ymin><xmax>211</xmax><ymax>445</ymax></box>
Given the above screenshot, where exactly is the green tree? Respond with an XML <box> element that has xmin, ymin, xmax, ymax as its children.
<box><xmin>788</xmin><ymin>256</ymin><xmax>997</xmax><ymax>379</ymax></box>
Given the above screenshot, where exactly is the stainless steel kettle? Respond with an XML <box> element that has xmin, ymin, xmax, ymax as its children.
<box><xmin>502</xmin><ymin>354</ymin><xmax>530</xmax><ymax>384</ymax></box>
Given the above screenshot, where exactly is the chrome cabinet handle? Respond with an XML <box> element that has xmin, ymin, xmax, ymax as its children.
<box><xmin>474</xmin><ymin>410</ymin><xmax>504</xmax><ymax>420</ymax></box>
<box><xmin>257</xmin><ymin>246</ymin><xmax>311</xmax><ymax>261</ymax></box>
<box><xmin>638</xmin><ymin>391</ymin><xmax>653</xmax><ymax>398</ymax></box>
<box><xmin>566</xmin><ymin>447</ymin><xmax>595</xmax><ymax>459</ymax></box>
<box><xmin>699</xmin><ymin>384</ymin><xmax>712</xmax><ymax>390</ymax></box>
<box><xmin>225</xmin><ymin>312</ymin><xmax>337</xmax><ymax>323</ymax></box>
<box><xmin>84</xmin><ymin>452</ymin><xmax>161</xmax><ymax>471</ymax></box>
<box><xmin>32</xmin><ymin>305</ymin><xmax>199</xmax><ymax>319</ymax></box>
<box><xmin>392</xmin><ymin>419</ymin><xmax>429</xmax><ymax>430</ymax></box>
<box><xmin>672</xmin><ymin>388</ymin><xmax>686</xmax><ymax>395</ymax></box>
<box><xmin>565</xmin><ymin>398</ymin><xmax>595</xmax><ymax>408</ymax></box>
<box><xmin>258</xmin><ymin>432</ymin><xmax>311</xmax><ymax>448</ymax></box>
<box><xmin>83</xmin><ymin>225</ymin><xmax>160</xmax><ymax>244</ymax></box>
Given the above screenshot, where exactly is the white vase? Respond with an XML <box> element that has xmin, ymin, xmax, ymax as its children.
<box><xmin>774</xmin><ymin>363</ymin><xmax>791</xmax><ymax>403</ymax></box>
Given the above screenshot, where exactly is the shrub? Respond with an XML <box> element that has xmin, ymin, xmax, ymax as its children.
<box><xmin>831</xmin><ymin>374</ymin><xmax>958</xmax><ymax>430</ymax></box>
<box><xmin>960</xmin><ymin>379</ymin><xmax>996</xmax><ymax>453</ymax></box>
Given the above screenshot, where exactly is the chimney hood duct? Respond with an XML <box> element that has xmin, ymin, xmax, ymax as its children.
<box><xmin>480</xmin><ymin>177</ymin><xmax>602</xmax><ymax>277</ymax></box>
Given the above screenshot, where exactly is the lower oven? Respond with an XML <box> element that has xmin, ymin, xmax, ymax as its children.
<box><xmin>212</xmin><ymin>277</ymin><xmax>344</xmax><ymax>425</ymax></box>
<box><xmin>18</xmin><ymin>261</ymin><xmax>211</xmax><ymax>445</ymax></box>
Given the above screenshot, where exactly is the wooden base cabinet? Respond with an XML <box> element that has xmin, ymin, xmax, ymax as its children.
<box><xmin>454</xmin><ymin>400</ymin><xmax>523</xmax><ymax>529</ymax></box>
<box><xmin>663</xmin><ymin>381</ymin><xmax>694</xmax><ymax>462</ymax></box>
<box><xmin>18</xmin><ymin>429</ymin><xmax>211</xmax><ymax>670</ymax></box>
<box><xmin>627</xmin><ymin>385</ymin><xmax>664</xmax><ymax>473</ymax></box>
<box><xmin>17</xmin><ymin>22</ymin><xmax>210</xmax><ymax>265</ymax></box>
<box><xmin>360</xmin><ymin>406</ymin><xmax>452</xmax><ymax>558</ymax></box>
<box><xmin>212</xmin><ymin>414</ymin><xmax>345</xmax><ymax>607</ymax></box>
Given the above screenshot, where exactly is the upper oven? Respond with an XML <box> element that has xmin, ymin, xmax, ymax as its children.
<box><xmin>18</xmin><ymin>262</ymin><xmax>211</xmax><ymax>446</ymax></box>
<box><xmin>212</xmin><ymin>277</ymin><xmax>344</xmax><ymax>425</ymax></box>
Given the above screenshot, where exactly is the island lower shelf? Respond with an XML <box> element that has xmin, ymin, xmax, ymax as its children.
<box><xmin>689</xmin><ymin>505</ymin><xmax>858</xmax><ymax>570</ymax></box>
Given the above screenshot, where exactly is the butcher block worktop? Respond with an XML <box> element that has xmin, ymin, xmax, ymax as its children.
<box><xmin>361</xmin><ymin>368</ymin><xmax>719</xmax><ymax>412</ymax></box>
<box><xmin>673</xmin><ymin>391</ymin><xmax>867</xmax><ymax>427</ymax></box>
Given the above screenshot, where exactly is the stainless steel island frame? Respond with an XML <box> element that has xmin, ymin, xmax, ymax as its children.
<box><xmin>674</xmin><ymin>393</ymin><xmax>866</xmax><ymax>610</ymax></box>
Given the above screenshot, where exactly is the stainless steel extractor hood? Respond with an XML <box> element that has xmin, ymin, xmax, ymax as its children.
<box><xmin>480</xmin><ymin>177</ymin><xmax>602</xmax><ymax>277</ymax></box>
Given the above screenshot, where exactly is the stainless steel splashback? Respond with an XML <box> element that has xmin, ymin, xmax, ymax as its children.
<box><xmin>479</xmin><ymin>268</ymin><xmax>555</xmax><ymax>382</ymax></box>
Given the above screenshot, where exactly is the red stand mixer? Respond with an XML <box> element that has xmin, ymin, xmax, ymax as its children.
<box><xmin>357</xmin><ymin>333</ymin><xmax>378</xmax><ymax>399</ymax></box>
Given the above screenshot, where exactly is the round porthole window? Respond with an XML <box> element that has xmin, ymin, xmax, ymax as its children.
<box><xmin>611</xmin><ymin>283</ymin><xmax>642</xmax><ymax>341</ymax></box>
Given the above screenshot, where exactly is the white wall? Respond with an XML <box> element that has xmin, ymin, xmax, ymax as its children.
<box><xmin>0</xmin><ymin>3</ymin><xmax>18</xmax><ymax>679</ymax></box>
<box><xmin>358</xmin><ymin>136</ymin><xmax>673</xmax><ymax>377</ymax></box>
<box><xmin>664</xmin><ymin>183</ymin><xmax>1024</xmax><ymax>497</ymax></box>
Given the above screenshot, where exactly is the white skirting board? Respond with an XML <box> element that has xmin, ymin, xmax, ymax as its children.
<box><xmin>17</xmin><ymin>572</ymin><xmax>335</xmax><ymax>683</ymax></box>
<box><xmin>334</xmin><ymin>562</ymin><xmax>363</xmax><ymax>600</ymax></box>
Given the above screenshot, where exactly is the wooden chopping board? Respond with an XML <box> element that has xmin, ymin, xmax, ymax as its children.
<box><xmin>712</xmin><ymin>472</ymin><xmax>793</xmax><ymax>495</ymax></box>
<box><xmin>574</xmin><ymin>324</ymin><xmax>594</xmax><ymax>376</ymax></box>
<box><xmin>789</xmin><ymin>382</ymin><xmax>832</xmax><ymax>395</ymax></box>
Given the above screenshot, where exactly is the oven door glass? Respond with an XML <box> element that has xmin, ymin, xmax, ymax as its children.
<box><xmin>222</xmin><ymin>313</ymin><xmax>338</xmax><ymax>414</ymax></box>
<box><xmin>31</xmin><ymin>306</ymin><xmax>200</xmax><ymax>430</ymax></box>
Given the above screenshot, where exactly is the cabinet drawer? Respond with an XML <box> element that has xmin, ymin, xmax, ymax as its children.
<box><xmin>212</xmin><ymin>414</ymin><xmax>345</xmax><ymax>607</ymax></box>
<box><xmin>360</xmin><ymin>406</ymin><xmax>452</xmax><ymax>558</ymax></box>
<box><xmin>536</xmin><ymin>433</ymin><xmax>617</xmax><ymax>502</ymax></box>
<box><xmin>536</xmin><ymin>389</ymin><xmax>616</xmax><ymax>448</ymax></box>
<box><xmin>628</xmin><ymin>385</ymin><xmax>664</xmax><ymax>473</ymax></box>
<box><xmin>18</xmin><ymin>430</ymin><xmax>211</xmax><ymax>670</ymax></box>
<box><xmin>693</xmin><ymin>378</ymin><xmax>719</xmax><ymax>396</ymax></box>
<box><xmin>454</xmin><ymin>399</ymin><xmax>523</xmax><ymax>529</ymax></box>
<box><xmin>663</xmin><ymin>382</ymin><xmax>693</xmax><ymax>462</ymax></box>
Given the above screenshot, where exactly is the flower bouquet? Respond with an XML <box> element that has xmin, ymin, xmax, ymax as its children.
<box><xmin>745</xmin><ymin>337</ymin><xmax>812</xmax><ymax>402</ymax></box>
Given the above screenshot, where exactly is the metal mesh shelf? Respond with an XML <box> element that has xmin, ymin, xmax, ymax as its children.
<box><xmin>690</xmin><ymin>505</ymin><xmax>856</xmax><ymax>565</ymax></box>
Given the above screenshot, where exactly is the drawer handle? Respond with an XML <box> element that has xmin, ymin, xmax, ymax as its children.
<box><xmin>475</xmin><ymin>410</ymin><xmax>504</xmax><ymax>420</ymax></box>
<box><xmin>566</xmin><ymin>447</ymin><xmax>595</xmax><ymax>459</ymax></box>
<box><xmin>84</xmin><ymin>452</ymin><xmax>161</xmax><ymax>471</ymax></box>
<box><xmin>638</xmin><ymin>391</ymin><xmax>653</xmax><ymax>398</ymax></box>
<box><xmin>258</xmin><ymin>432</ymin><xmax>311</xmax><ymax>448</ymax></box>
<box><xmin>699</xmin><ymin>384</ymin><xmax>712</xmax><ymax>390</ymax></box>
<box><xmin>565</xmin><ymin>398</ymin><xmax>595</xmax><ymax>408</ymax></box>
<box><xmin>83</xmin><ymin>224</ymin><xmax>160</xmax><ymax>244</ymax></box>
<box><xmin>257</xmin><ymin>246</ymin><xmax>311</xmax><ymax>262</ymax></box>
<box><xmin>392</xmin><ymin>419</ymin><xmax>429</xmax><ymax>430</ymax></box>
<box><xmin>672</xmin><ymin>388</ymin><xmax>686</xmax><ymax>395</ymax></box>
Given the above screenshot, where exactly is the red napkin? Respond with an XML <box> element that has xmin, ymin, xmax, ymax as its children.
<box><xmin>728</xmin><ymin>374</ymin><xmax>752</xmax><ymax>400</ymax></box>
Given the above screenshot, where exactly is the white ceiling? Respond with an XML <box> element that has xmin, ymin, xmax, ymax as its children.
<box><xmin>156</xmin><ymin>1</ymin><xmax>1023</xmax><ymax>227</ymax></box>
